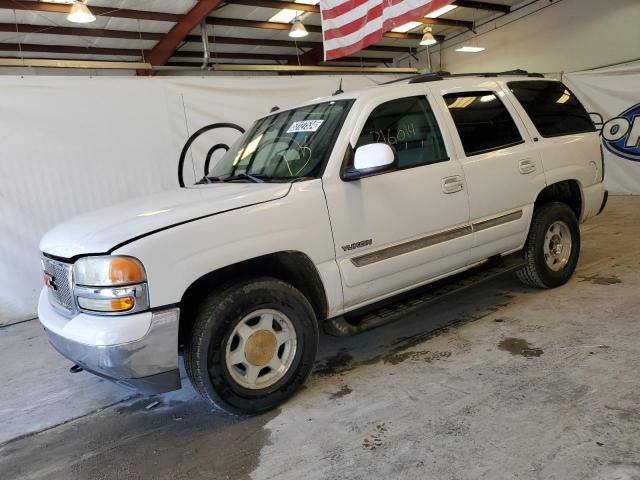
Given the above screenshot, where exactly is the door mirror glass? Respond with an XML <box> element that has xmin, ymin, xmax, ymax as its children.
<box><xmin>343</xmin><ymin>143</ymin><xmax>396</xmax><ymax>181</ymax></box>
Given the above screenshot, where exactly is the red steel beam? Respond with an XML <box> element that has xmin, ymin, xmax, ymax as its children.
<box><xmin>145</xmin><ymin>0</ymin><xmax>225</xmax><ymax>67</ymax></box>
<box><xmin>453</xmin><ymin>0</ymin><xmax>510</xmax><ymax>13</ymax></box>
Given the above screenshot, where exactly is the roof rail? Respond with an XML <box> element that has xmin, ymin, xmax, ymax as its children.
<box><xmin>393</xmin><ymin>69</ymin><xmax>544</xmax><ymax>85</ymax></box>
<box><xmin>407</xmin><ymin>71</ymin><xmax>452</xmax><ymax>84</ymax></box>
<box><xmin>449</xmin><ymin>69</ymin><xmax>545</xmax><ymax>78</ymax></box>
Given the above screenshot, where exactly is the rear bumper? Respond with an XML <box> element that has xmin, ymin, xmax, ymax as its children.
<box><xmin>598</xmin><ymin>190</ymin><xmax>609</xmax><ymax>215</ymax></box>
<box><xmin>39</xmin><ymin>290</ymin><xmax>181</xmax><ymax>394</ymax></box>
<box><xmin>581</xmin><ymin>183</ymin><xmax>607</xmax><ymax>221</ymax></box>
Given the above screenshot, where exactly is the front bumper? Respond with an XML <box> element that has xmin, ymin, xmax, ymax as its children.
<box><xmin>39</xmin><ymin>290</ymin><xmax>181</xmax><ymax>394</ymax></box>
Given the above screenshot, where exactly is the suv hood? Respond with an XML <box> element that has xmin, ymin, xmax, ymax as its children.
<box><xmin>40</xmin><ymin>183</ymin><xmax>292</xmax><ymax>259</ymax></box>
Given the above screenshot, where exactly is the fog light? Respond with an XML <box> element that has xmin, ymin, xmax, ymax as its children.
<box><xmin>78</xmin><ymin>296</ymin><xmax>135</xmax><ymax>312</ymax></box>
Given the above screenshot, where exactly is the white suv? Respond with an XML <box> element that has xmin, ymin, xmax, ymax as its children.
<box><xmin>38</xmin><ymin>72</ymin><xmax>607</xmax><ymax>413</ymax></box>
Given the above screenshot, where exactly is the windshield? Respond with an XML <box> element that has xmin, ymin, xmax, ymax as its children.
<box><xmin>209</xmin><ymin>100</ymin><xmax>352</xmax><ymax>182</ymax></box>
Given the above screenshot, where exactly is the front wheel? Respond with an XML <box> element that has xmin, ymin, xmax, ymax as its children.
<box><xmin>516</xmin><ymin>202</ymin><xmax>580</xmax><ymax>288</ymax></box>
<box><xmin>184</xmin><ymin>278</ymin><xmax>318</xmax><ymax>414</ymax></box>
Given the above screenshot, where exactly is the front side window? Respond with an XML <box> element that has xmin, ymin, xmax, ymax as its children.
<box><xmin>354</xmin><ymin>96</ymin><xmax>448</xmax><ymax>169</ymax></box>
<box><xmin>508</xmin><ymin>80</ymin><xmax>596</xmax><ymax>137</ymax></box>
<box><xmin>210</xmin><ymin>100</ymin><xmax>352</xmax><ymax>181</ymax></box>
<box><xmin>444</xmin><ymin>91</ymin><xmax>523</xmax><ymax>156</ymax></box>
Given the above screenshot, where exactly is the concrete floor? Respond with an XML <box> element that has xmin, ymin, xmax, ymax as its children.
<box><xmin>1</xmin><ymin>196</ymin><xmax>639</xmax><ymax>480</ymax></box>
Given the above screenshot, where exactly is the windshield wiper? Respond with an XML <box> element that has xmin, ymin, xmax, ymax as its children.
<box><xmin>223</xmin><ymin>173</ymin><xmax>265</xmax><ymax>183</ymax></box>
<box><xmin>198</xmin><ymin>176</ymin><xmax>224</xmax><ymax>184</ymax></box>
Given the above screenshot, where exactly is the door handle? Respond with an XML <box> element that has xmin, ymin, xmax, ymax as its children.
<box><xmin>442</xmin><ymin>175</ymin><xmax>464</xmax><ymax>194</ymax></box>
<box><xmin>519</xmin><ymin>158</ymin><xmax>536</xmax><ymax>174</ymax></box>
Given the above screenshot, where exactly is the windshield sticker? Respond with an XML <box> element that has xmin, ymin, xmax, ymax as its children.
<box><xmin>287</xmin><ymin>120</ymin><xmax>324</xmax><ymax>133</ymax></box>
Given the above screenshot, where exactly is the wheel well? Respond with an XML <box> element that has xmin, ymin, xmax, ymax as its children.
<box><xmin>177</xmin><ymin>251</ymin><xmax>328</xmax><ymax>348</ymax></box>
<box><xmin>535</xmin><ymin>180</ymin><xmax>582</xmax><ymax>220</ymax></box>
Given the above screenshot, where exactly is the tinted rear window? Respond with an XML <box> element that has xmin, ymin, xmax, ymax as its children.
<box><xmin>444</xmin><ymin>91</ymin><xmax>523</xmax><ymax>156</ymax></box>
<box><xmin>508</xmin><ymin>81</ymin><xmax>595</xmax><ymax>138</ymax></box>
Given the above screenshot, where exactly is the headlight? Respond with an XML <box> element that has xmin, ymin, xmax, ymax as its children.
<box><xmin>73</xmin><ymin>256</ymin><xmax>149</xmax><ymax>315</ymax></box>
<box><xmin>74</xmin><ymin>256</ymin><xmax>146</xmax><ymax>287</ymax></box>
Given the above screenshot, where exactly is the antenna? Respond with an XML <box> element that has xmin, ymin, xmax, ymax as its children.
<box><xmin>333</xmin><ymin>78</ymin><xmax>344</xmax><ymax>95</ymax></box>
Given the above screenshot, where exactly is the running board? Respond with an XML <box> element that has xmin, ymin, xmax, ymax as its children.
<box><xmin>324</xmin><ymin>253</ymin><xmax>524</xmax><ymax>337</ymax></box>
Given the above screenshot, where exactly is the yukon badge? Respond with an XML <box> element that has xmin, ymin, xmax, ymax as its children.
<box><xmin>341</xmin><ymin>239</ymin><xmax>373</xmax><ymax>252</ymax></box>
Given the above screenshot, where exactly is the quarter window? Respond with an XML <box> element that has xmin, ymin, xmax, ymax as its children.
<box><xmin>355</xmin><ymin>96</ymin><xmax>448</xmax><ymax>169</ymax></box>
<box><xmin>508</xmin><ymin>80</ymin><xmax>596</xmax><ymax>137</ymax></box>
<box><xmin>444</xmin><ymin>92</ymin><xmax>523</xmax><ymax>156</ymax></box>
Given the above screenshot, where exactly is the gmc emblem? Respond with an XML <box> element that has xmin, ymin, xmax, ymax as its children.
<box><xmin>44</xmin><ymin>273</ymin><xmax>57</xmax><ymax>291</ymax></box>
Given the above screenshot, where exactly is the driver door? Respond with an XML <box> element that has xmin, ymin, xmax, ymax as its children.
<box><xmin>322</xmin><ymin>89</ymin><xmax>472</xmax><ymax>310</ymax></box>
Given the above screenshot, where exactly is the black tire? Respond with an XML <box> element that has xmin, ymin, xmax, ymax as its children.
<box><xmin>516</xmin><ymin>202</ymin><xmax>580</xmax><ymax>289</ymax></box>
<box><xmin>184</xmin><ymin>277</ymin><xmax>318</xmax><ymax>414</ymax></box>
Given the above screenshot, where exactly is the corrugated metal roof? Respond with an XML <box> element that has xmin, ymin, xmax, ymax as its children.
<box><xmin>0</xmin><ymin>0</ymin><xmax>522</xmax><ymax>72</ymax></box>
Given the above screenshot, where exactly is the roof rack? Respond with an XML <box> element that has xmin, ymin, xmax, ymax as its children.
<box><xmin>405</xmin><ymin>69</ymin><xmax>544</xmax><ymax>84</ymax></box>
<box><xmin>381</xmin><ymin>71</ymin><xmax>450</xmax><ymax>85</ymax></box>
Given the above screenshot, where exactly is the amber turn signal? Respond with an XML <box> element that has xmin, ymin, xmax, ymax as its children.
<box><xmin>109</xmin><ymin>257</ymin><xmax>146</xmax><ymax>285</ymax></box>
<box><xmin>110</xmin><ymin>296</ymin><xmax>135</xmax><ymax>311</ymax></box>
<box><xmin>77</xmin><ymin>295</ymin><xmax>135</xmax><ymax>312</ymax></box>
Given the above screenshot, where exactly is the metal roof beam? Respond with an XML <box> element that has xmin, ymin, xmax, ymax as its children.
<box><xmin>145</xmin><ymin>0</ymin><xmax>224</xmax><ymax>67</ymax></box>
<box><xmin>205</xmin><ymin>18</ymin><xmax>426</xmax><ymax>39</ymax></box>
<box><xmin>0</xmin><ymin>23</ymin><xmax>163</xmax><ymax>40</ymax></box>
<box><xmin>226</xmin><ymin>0</ymin><xmax>509</xmax><ymax>14</ymax></box>
<box><xmin>226</xmin><ymin>0</ymin><xmax>319</xmax><ymax>12</ymax></box>
<box><xmin>182</xmin><ymin>35</ymin><xmax>435</xmax><ymax>52</ymax></box>
<box><xmin>0</xmin><ymin>23</ymin><xmax>432</xmax><ymax>50</ymax></box>
<box><xmin>0</xmin><ymin>43</ymin><xmax>391</xmax><ymax>63</ymax></box>
<box><xmin>172</xmin><ymin>51</ymin><xmax>391</xmax><ymax>63</ymax></box>
<box><xmin>222</xmin><ymin>0</ymin><xmax>473</xmax><ymax>28</ymax></box>
<box><xmin>0</xmin><ymin>57</ymin><xmax>418</xmax><ymax>73</ymax></box>
<box><xmin>0</xmin><ymin>42</ymin><xmax>144</xmax><ymax>56</ymax></box>
<box><xmin>0</xmin><ymin>0</ymin><xmax>182</xmax><ymax>22</ymax></box>
<box><xmin>452</xmin><ymin>0</ymin><xmax>511</xmax><ymax>13</ymax></box>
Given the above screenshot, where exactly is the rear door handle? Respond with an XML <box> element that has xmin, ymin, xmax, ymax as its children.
<box><xmin>442</xmin><ymin>175</ymin><xmax>464</xmax><ymax>194</ymax></box>
<box><xmin>519</xmin><ymin>158</ymin><xmax>536</xmax><ymax>174</ymax></box>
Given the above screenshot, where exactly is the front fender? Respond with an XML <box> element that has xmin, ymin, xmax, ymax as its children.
<box><xmin>114</xmin><ymin>180</ymin><xmax>343</xmax><ymax>316</ymax></box>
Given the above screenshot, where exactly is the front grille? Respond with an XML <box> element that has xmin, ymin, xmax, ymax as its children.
<box><xmin>42</xmin><ymin>257</ymin><xmax>76</xmax><ymax>316</ymax></box>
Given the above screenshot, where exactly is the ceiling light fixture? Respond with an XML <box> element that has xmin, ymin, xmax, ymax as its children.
<box><xmin>426</xmin><ymin>5</ymin><xmax>458</xmax><ymax>18</ymax></box>
<box><xmin>269</xmin><ymin>9</ymin><xmax>298</xmax><ymax>23</ymax></box>
<box><xmin>270</xmin><ymin>0</ymin><xmax>318</xmax><ymax>23</ymax></box>
<box><xmin>392</xmin><ymin>21</ymin><xmax>423</xmax><ymax>33</ymax></box>
<box><xmin>67</xmin><ymin>1</ymin><xmax>96</xmax><ymax>23</ymax></box>
<box><xmin>420</xmin><ymin>26</ymin><xmax>437</xmax><ymax>46</ymax></box>
<box><xmin>289</xmin><ymin>18</ymin><xmax>309</xmax><ymax>38</ymax></box>
<box><xmin>456</xmin><ymin>46</ymin><xmax>485</xmax><ymax>53</ymax></box>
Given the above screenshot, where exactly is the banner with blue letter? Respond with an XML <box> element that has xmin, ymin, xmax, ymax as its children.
<box><xmin>565</xmin><ymin>61</ymin><xmax>640</xmax><ymax>195</ymax></box>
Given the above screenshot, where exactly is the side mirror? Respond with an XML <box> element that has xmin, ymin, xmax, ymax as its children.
<box><xmin>589</xmin><ymin>112</ymin><xmax>604</xmax><ymax>132</ymax></box>
<box><xmin>342</xmin><ymin>143</ymin><xmax>397</xmax><ymax>181</ymax></box>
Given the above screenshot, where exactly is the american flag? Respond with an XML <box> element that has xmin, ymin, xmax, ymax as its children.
<box><xmin>320</xmin><ymin>0</ymin><xmax>454</xmax><ymax>61</ymax></box>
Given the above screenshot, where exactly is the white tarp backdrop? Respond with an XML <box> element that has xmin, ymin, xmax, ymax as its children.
<box><xmin>1</xmin><ymin>68</ymin><xmax>639</xmax><ymax>325</ymax></box>
<box><xmin>0</xmin><ymin>75</ymin><xmax>391</xmax><ymax>325</ymax></box>
<box><xmin>564</xmin><ymin>61</ymin><xmax>640</xmax><ymax>195</ymax></box>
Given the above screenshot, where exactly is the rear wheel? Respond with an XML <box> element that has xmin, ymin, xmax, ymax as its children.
<box><xmin>516</xmin><ymin>202</ymin><xmax>580</xmax><ymax>288</ymax></box>
<box><xmin>184</xmin><ymin>277</ymin><xmax>318</xmax><ymax>414</ymax></box>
